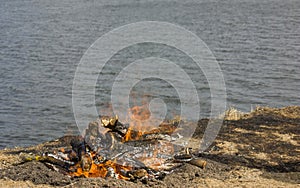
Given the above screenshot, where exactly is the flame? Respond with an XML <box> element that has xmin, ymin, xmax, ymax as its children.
<box><xmin>122</xmin><ymin>105</ymin><xmax>179</xmax><ymax>142</ymax></box>
<box><xmin>122</xmin><ymin>105</ymin><xmax>150</xmax><ymax>142</ymax></box>
<box><xmin>130</xmin><ymin>105</ymin><xmax>150</xmax><ymax>121</ymax></box>
<box><xmin>70</xmin><ymin>157</ymin><xmax>132</xmax><ymax>179</ymax></box>
<box><xmin>68</xmin><ymin>101</ymin><xmax>181</xmax><ymax>179</ymax></box>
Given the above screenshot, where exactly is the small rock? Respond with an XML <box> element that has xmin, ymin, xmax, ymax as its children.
<box><xmin>182</xmin><ymin>173</ymin><xmax>189</xmax><ymax>179</ymax></box>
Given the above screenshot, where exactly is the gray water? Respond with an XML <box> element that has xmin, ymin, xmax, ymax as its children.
<box><xmin>1</xmin><ymin>0</ymin><xmax>299</xmax><ymax>149</ymax></box>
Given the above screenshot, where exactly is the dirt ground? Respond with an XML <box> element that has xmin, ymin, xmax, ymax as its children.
<box><xmin>0</xmin><ymin>106</ymin><xmax>299</xmax><ymax>187</ymax></box>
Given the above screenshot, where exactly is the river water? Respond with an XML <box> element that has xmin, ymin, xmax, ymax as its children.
<box><xmin>1</xmin><ymin>0</ymin><xmax>299</xmax><ymax>148</ymax></box>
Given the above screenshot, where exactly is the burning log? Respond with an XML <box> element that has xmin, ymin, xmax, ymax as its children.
<box><xmin>21</xmin><ymin>114</ymin><xmax>206</xmax><ymax>181</ymax></box>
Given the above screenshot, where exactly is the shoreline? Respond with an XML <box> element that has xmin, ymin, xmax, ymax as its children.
<box><xmin>1</xmin><ymin>106</ymin><xmax>299</xmax><ymax>187</ymax></box>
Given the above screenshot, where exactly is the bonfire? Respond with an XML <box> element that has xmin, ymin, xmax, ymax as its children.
<box><xmin>21</xmin><ymin>106</ymin><xmax>206</xmax><ymax>181</ymax></box>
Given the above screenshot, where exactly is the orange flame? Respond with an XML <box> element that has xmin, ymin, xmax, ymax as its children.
<box><xmin>70</xmin><ymin>96</ymin><xmax>180</xmax><ymax>178</ymax></box>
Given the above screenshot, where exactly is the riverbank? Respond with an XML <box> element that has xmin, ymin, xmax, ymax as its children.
<box><xmin>1</xmin><ymin>106</ymin><xmax>299</xmax><ymax>187</ymax></box>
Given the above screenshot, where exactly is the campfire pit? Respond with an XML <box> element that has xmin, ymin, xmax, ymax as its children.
<box><xmin>21</xmin><ymin>110</ymin><xmax>206</xmax><ymax>181</ymax></box>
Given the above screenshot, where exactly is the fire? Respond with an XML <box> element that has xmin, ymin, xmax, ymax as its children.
<box><xmin>66</xmin><ymin>105</ymin><xmax>182</xmax><ymax>179</ymax></box>
<box><xmin>71</xmin><ymin>157</ymin><xmax>133</xmax><ymax>180</ymax></box>
<box><xmin>130</xmin><ymin>105</ymin><xmax>151</xmax><ymax>121</ymax></box>
<box><xmin>122</xmin><ymin>105</ymin><xmax>179</xmax><ymax>142</ymax></box>
<box><xmin>22</xmin><ymin>104</ymin><xmax>206</xmax><ymax>181</ymax></box>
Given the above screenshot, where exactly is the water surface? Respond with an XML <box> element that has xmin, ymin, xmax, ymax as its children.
<box><xmin>1</xmin><ymin>0</ymin><xmax>299</xmax><ymax>148</ymax></box>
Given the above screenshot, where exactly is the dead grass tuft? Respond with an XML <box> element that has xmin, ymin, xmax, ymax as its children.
<box><xmin>223</xmin><ymin>106</ymin><xmax>300</xmax><ymax>120</ymax></box>
<box><xmin>223</xmin><ymin>107</ymin><xmax>245</xmax><ymax>120</ymax></box>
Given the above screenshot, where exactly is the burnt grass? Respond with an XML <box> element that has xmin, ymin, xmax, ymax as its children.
<box><xmin>0</xmin><ymin>106</ymin><xmax>299</xmax><ymax>187</ymax></box>
<box><xmin>195</xmin><ymin>116</ymin><xmax>300</xmax><ymax>173</ymax></box>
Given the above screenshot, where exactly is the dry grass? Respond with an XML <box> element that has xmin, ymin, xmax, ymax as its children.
<box><xmin>224</xmin><ymin>106</ymin><xmax>300</xmax><ymax>120</ymax></box>
<box><xmin>223</xmin><ymin>107</ymin><xmax>245</xmax><ymax>120</ymax></box>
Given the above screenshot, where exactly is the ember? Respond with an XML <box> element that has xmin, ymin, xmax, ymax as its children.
<box><xmin>21</xmin><ymin>111</ymin><xmax>206</xmax><ymax>181</ymax></box>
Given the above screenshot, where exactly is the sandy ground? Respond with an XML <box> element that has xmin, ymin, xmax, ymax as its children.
<box><xmin>0</xmin><ymin>106</ymin><xmax>299</xmax><ymax>187</ymax></box>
